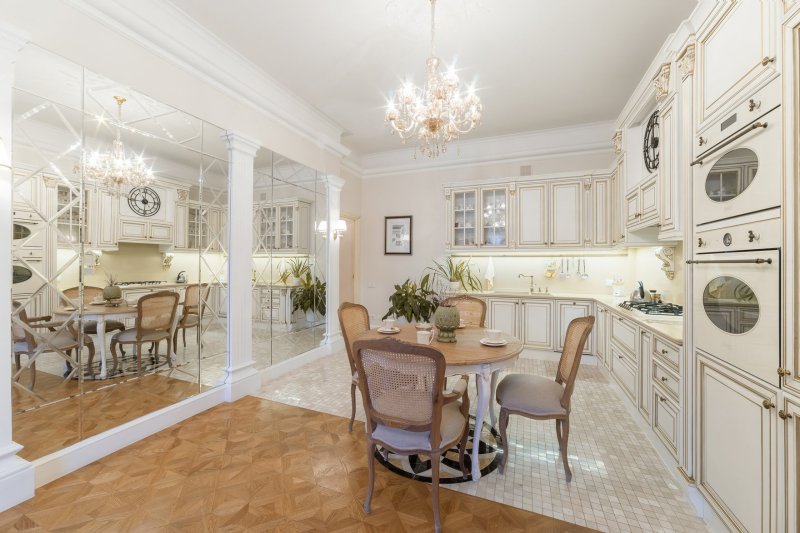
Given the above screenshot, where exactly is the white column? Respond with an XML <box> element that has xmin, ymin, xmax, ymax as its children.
<box><xmin>322</xmin><ymin>174</ymin><xmax>345</xmax><ymax>348</ymax></box>
<box><xmin>0</xmin><ymin>22</ymin><xmax>35</xmax><ymax>512</ymax></box>
<box><xmin>220</xmin><ymin>131</ymin><xmax>262</xmax><ymax>402</ymax></box>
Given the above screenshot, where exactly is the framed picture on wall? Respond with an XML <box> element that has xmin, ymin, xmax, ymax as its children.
<box><xmin>384</xmin><ymin>216</ymin><xmax>412</xmax><ymax>255</ymax></box>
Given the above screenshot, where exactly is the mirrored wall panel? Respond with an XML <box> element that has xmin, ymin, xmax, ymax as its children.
<box><xmin>10</xmin><ymin>46</ymin><xmax>229</xmax><ymax>460</ymax></box>
<box><xmin>251</xmin><ymin>152</ymin><xmax>328</xmax><ymax>368</ymax></box>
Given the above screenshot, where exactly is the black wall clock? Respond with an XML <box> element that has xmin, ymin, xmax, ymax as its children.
<box><xmin>128</xmin><ymin>186</ymin><xmax>161</xmax><ymax>217</ymax></box>
<box><xmin>643</xmin><ymin>110</ymin><xmax>660</xmax><ymax>172</ymax></box>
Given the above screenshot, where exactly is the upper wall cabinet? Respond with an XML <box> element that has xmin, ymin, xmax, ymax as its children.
<box><xmin>445</xmin><ymin>185</ymin><xmax>512</xmax><ymax>249</ymax></box>
<box><xmin>696</xmin><ymin>1</ymin><xmax>780</xmax><ymax>131</ymax></box>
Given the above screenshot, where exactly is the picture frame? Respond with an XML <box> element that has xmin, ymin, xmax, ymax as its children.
<box><xmin>384</xmin><ymin>216</ymin><xmax>412</xmax><ymax>255</ymax></box>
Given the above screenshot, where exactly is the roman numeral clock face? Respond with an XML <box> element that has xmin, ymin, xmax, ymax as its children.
<box><xmin>127</xmin><ymin>186</ymin><xmax>161</xmax><ymax>217</ymax></box>
<box><xmin>643</xmin><ymin>110</ymin><xmax>660</xmax><ymax>172</ymax></box>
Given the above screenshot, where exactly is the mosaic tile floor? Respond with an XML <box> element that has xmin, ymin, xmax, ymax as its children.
<box><xmin>258</xmin><ymin>351</ymin><xmax>710</xmax><ymax>533</ymax></box>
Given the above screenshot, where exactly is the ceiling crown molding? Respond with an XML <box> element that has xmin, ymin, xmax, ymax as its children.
<box><xmin>66</xmin><ymin>0</ymin><xmax>350</xmax><ymax>159</ymax></box>
<box><xmin>349</xmin><ymin>121</ymin><xmax>615</xmax><ymax>179</ymax></box>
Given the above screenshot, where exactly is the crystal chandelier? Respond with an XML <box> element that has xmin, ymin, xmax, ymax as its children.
<box><xmin>384</xmin><ymin>0</ymin><xmax>483</xmax><ymax>158</ymax></box>
<box><xmin>84</xmin><ymin>96</ymin><xmax>154</xmax><ymax>192</ymax></box>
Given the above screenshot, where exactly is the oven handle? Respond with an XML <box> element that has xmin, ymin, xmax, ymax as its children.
<box><xmin>686</xmin><ymin>258</ymin><xmax>772</xmax><ymax>265</ymax></box>
<box><xmin>690</xmin><ymin>121</ymin><xmax>768</xmax><ymax>166</ymax></box>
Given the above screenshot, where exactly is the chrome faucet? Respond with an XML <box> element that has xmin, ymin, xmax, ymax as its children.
<box><xmin>518</xmin><ymin>274</ymin><xmax>536</xmax><ymax>294</ymax></box>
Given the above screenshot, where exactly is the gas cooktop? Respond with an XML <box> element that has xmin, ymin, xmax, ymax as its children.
<box><xmin>619</xmin><ymin>301</ymin><xmax>683</xmax><ymax>316</ymax></box>
<box><xmin>115</xmin><ymin>280</ymin><xmax>168</xmax><ymax>286</ymax></box>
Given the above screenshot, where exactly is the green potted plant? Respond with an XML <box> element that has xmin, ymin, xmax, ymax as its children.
<box><xmin>382</xmin><ymin>273</ymin><xmax>439</xmax><ymax>323</ymax></box>
<box><xmin>102</xmin><ymin>273</ymin><xmax>121</xmax><ymax>302</ymax></box>
<box><xmin>278</xmin><ymin>257</ymin><xmax>310</xmax><ymax>286</ymax></box>
<box><xmin>292</xmin><ymin>272</ymin><xmax>326</xmax><ymax>321</ymax></box>
<box><xmin>428</xmin><ymin>257</ymin><xmax>482</xmax><ymax>293</ymax></box>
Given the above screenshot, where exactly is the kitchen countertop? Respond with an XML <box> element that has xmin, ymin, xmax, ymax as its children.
<box><xmin>468</xmin><ymin>289</ymin><xmax>684</xmax><ymax>345</ymax></box>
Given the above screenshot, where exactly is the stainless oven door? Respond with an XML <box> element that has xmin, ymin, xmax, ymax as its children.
<box><xmin>692</xmin><ymin>105</ymin><xmax>781</xmax><ymax>226</ymax></box>
<box><xmin>691</xmin><ymin>249</ymin><xmax>780</xmax><ymax>385</ymax></box>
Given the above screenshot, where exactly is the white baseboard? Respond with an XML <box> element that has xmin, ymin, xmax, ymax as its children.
<box><xmin>0</xmin><ymin>451</ymin><xmax>34</xmax><ymax>512</ymax></box>
<box><xmin>32</xmin><ymin>386</ymin><xmax>226</xmax><ymax>488</ymax></box>
<box><xmin>225</xmin><ymin>366</ymin><xmax>261</xmax><ymax>402</ymax></box>
<box><xmin>260</xmin><ymin>344</ymin><xmax>334</xmax><ymax>382</ymax></box>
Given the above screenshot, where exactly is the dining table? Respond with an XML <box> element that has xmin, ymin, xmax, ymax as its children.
<box><xmin>52</xmin><ymin>301</ymin><xmax>180</xmax><ymax>379</ymax></box>
<box><xmin>356</xmin><ymin>324</ymin><xmax>523</xmax><ymax>481</ymax></box>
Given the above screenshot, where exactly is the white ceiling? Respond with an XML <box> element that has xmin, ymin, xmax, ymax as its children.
<box><xmin>168</xmin><ymin>0</ymin><xmax>697</xmax><ymax>157</ymax></box>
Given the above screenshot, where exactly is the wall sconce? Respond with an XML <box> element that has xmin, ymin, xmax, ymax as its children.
<box><xmin>317</xmin><ymin>219</ymin><xmax>347</xmax><ymax>240</ymax></box>
<box><xmin>162</xmin><ymin>252</ymin><xmax>174</xmax><ymax>271</ymax></box>
<box><xmin>655</xmin><ymin>246</ymin><xmax>675</xmax><ymax>280</ymax></box>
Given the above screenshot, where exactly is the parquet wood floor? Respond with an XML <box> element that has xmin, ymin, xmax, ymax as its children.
<box><xmin>1</xmin><ymin>396</ymin><xmax>597</xmax><ymax>532</ymax></box>
<box><xmin>12</xmin><ymin>370</ymin><xmax>205</xmax><ymax>460</ymax></box>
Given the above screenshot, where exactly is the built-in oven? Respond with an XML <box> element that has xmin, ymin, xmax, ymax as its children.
<box><xmin>692</xmin><ymin>79</ymin><xmax>781</xmax><ymax>226</ymax></box>
<box><xmin>12</xmin><ymin>209</ymin><xmax>45</xmax><ymax>252</ymax></box>
<box><xmin>689</xmin><ymin>247</ymin><xmax>780</xmax><ymax>386</ymax></box>
<box><xmin>12</xmin><ymin>258</ymin><xmax>45</xmax><ymax>296</ymax></box>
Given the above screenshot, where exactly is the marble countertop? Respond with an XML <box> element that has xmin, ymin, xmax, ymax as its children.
<box><xmin>469</xmin><ymin>290</ymin><xmax>684</xmax><ymax>345</ymax></box>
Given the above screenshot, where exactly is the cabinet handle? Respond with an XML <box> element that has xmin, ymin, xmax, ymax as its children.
<box><xmin>698</xmin><ymin>136</ymin><xmax>706</xmax><ymax>146</ymax></box>
<box><xmin>761</xmin><ymin>56</ymin><xmax>775</xmax><ymax>66</ymax></box>
<box><xmin>617</xmin><ymin>355</ymin><xmax>623</xmax><ymax>359</ymax></box>
<box><xmin>634</xmin><ymin>213</ymin><xmax>641</xmax><ymax>218</ymax></box>
<box><xmin>661</xmin><ymin>349</ymin><xmax>668</xmax><ymax>355</ymax></box>
<box><xmin>762</xmin><ymin>399</ymin><xmax>775</xmax><ymax>410</ymax></box>
<box><xmin>661</xmin><ymin>376</ymin><xmax>668</xmax><ymax>382</ymax></box>
<box><xmin>777</xmin><ymin>367</ymin><xmax>791</xmax><ymax>377</ymax></box>
<box><xmin>697</xmin><ymin>238</ymin><xmax>704</xmax><ymax>247</ymax></box>
<box><xmin>659</xmin><ymin>396</ymin><xmax>666</xmax><ymax>402</ymax></box>
<box><xmin>748</xmin><ymin>99</ymin><xmax>761</xmax><ymax>112</ymax></box>
<box><xmin>748</xmin><ymin>230</ymin><xmax>759</xmax><ymax>242</ymax></box>
<box><xmin>779</xmin><ymin>410</ymin><xmax>793</xmax><ymax>420</ymax></box>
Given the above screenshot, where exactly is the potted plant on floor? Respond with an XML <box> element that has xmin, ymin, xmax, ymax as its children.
<box><xmin>382</xmin><ymin>273</ymin><xmax>439</xmax><ymax>323</ymax></box>
<box><xmin>428</xmin><ymin>257</ymin><xmax>483</xmax><ymax>293</ymax></box>
<box><xmin>292</xmin><ymin>272</ymin><xmax>326</xmax><ymax>323</ymax></box>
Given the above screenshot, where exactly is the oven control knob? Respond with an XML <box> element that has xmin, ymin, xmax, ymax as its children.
<box><xmin>697</xmin><ymin>238</ymin><xmax>705</xmax><ymax>248</ymax></box>
<box><xmin>698</xmin><ymin>136</ymin><xmax>707</xmax><ymax>146</ymax></box>
<box><xmin>723</xmin><ymin>233</ymin><xmax>733</xmax><ymax>247</ymax></box>
<box><xmin>748</xmin><ymin>230</ymin><xmax>760</xmax><ymax>243</ymax></box>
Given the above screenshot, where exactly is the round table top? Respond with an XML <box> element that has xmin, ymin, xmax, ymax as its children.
<box><xmin>52</xmin><ymin>303</ymin><xmax>138</xmax><ymax>317</ymax></box>
<box><xmin>356</xmin><ymin>325</ymin><xmax>523</xmax><ymax>366</ymax></box>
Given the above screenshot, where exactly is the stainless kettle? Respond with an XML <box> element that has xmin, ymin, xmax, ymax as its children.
<box><xmin>176</xmin><ymin>270</ymin><xmax>187</xmax><ymax>283</ymax></box>
<box><xmin>630</xmin><ymin>281</ymin><xmax>651</xmax><ymax>302</ymax></box>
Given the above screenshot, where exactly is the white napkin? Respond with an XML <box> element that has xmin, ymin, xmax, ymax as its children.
<box><xmin>484</xmin><ymin>257</ymin><xmax>496</xmax><ymax>291</ymax></box>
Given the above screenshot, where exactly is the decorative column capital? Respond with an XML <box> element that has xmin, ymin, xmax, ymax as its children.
<box><xmin>321</xmin><ymin>174</ymin><xmax>345</xmax><ymax>194</ymax></box>
<box><xmin>677</xmin><ymin>44</ymin><xmax>696</xmax><ymax>80</ymax></box>
<box><xmin>612</xmin><ymin>130</ymin><xmax>623</xmax><ymax>155</ymax></box>
<box><xmin>220</xmin><ymin>130</ymin><xmax>261</xmax><ymax>159</ymax></box>
<box><xmin>653</xmin><ymin>63</ymin><xmax>671</xmax><ymax>102</ymax></box>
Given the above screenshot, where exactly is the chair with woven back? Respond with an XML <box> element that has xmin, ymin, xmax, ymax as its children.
<box><xmin>338</xmin><ymin>302</ymin><xmax>371</xmax><ymax>432</ymax></box>
<box><xmin>11</xmin><ymin>300</ymin><xmax>96</xmax><ymax>389</ymax></box>
<box><xmin>441</xmin><ymin>295</ymin><xmax>486</xmax><ymax>327</ymax></box>
<box><xmin>110</xmin><ymin>291</ymin><xmax>179</xmax><ymax>375</ymax></box>
<box><xmin>172</xmin><ymin>283</ymin><xmax>210</xmax><ymax>353</ymax></box>
<box><xmin>352</xmin><ymin>337</ymin><xmax>471</xmax><ymax>533</ymax></box>
<box><xmin>62</xmin><ymin>286</ymin><xmax>126</xmax><ymax>356</ymax></box>
<box><xmin>496</xmin><ymin>315</ymin><xmax>594</xmax><ymax>481</ymax></box>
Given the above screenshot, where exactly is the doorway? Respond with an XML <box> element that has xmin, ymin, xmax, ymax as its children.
<box><xmin>339</xmin><ymin>214</ymin><xmax>358</xmax><ymax>304</ymax></box>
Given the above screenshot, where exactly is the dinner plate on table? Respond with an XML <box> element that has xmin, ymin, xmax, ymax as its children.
<box><xmin>377</xmin><ymin>327</ymin><xmax>401</xmax><ymax>334</ymax></box>
<box><xmin>479</xmin><ymin>338</ymin><xmax>507</xmax><ymax>347</ymax></box>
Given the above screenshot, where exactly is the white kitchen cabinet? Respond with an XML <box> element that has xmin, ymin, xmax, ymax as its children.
<box><xmin>610</xmin><ymin>342</ymin><xmax>637</xmax><ymax>402</ymax></box>
<box><xmin>625</xmin><ymin>174</ymin><xmax>659</xmax><ymax>232</ymax></box>
<box><xmin>595</xmin><ymin>306</ymin><xmax>608</xmax><ymax>366</ymax></box>
<box><xmin>148</xmin><ymin>222</ymin><xmax>173</xmax><ymax>243</ymax></box>
<box><xmin>695</xmin><ymin>0</ymin><xmax>779</xmax><ymax>131</ymax></box>
<box><xmin>657</xmin><ymin>97</ymin><xmax>681</xmax><ymax>239</ymax></box>
<box><xmin>521</xmin><ymin>300</ymin><xmax>553</xmax><ymax>350</ymax></box>
<box><xmin>624</xmin><ymin>188</ymin><xmax>639</xmax><ymax>229</ymax></box>
<box><xmin>612</xmin><ymin>156</ymin><xmax>626</xmax><ymax>246</ymax></box>
<box><xmin>253</xmin><ymin>199</ymin><xmax>311</xmax><ymax>255</ymax></box>
<box><xmin>91</xmin><ymin>187</ymin><xmax>118</xmax><ymax>250</ymax></box>
<box><xmin>12</xmin><ymin>170</ymin><xmax>42</xmax><ymax>211</ymax></box>
<box><xmin>480</xmin><ymin>187</ymin><xmax>509</xmax><ymax>248</ymax></box>
<box><xmin>174</xmin><ymin>203</ymin><xmax>188</xmax><ymax>249</ymax></box>
<box><xmin>610</xmin><ymin>313</ymin><xmax>638</xmax><ymax>356</ymax></box>
<box><xmin>118</xmin><ymin>219</ymin><xmax>173</xmax><ymax>244</ymax></box>
<box><xmin>784</xmin><ymin>395</ymin><xmax>800</xmax><ymax>533</ymax></box>
<box><xmin>638</xmin><ymin>329</ymin><xmax>652</xmax><ymax>419</ymax></box>
<box><xmin>516</xmin><ymin>184</ymin><xmax>548</xmax><ymax>248</ymax></box>
<box><xmin>448</xmin><ymin>188</ymin><xmax>479</xmax><ymax>248</ymax></box>
<box><xmin>590</xmin><ymin>177</ymin><xmax>611</xmax><ymax>247</ymax></box>
<box><xmin>697</xmin><ymin>354</ymin><xmax>777</xmax><ymax>533</ymax></box>
<box><xmin>56</xmin><ymin>184</ymin><xmax>88</xmax><ymax>246</ymax></box>
<box><xmin>555</xmin><ymin>300</ymin><xmax>592</xmax><ymax>354</ymax></box>
<box><xmin>549</xmin><ymin>181</ymin><xmax>582</xmax><ymax>247</ymax></box>
<box><xmin>652</xmin><ymin>382</ymin><xmax>679</xmax><ymax>459</ymax></box>
<box><xmin>489</xmin><ymin>298</ymin><xmax>518</xmax><ymax>338</ymax></box>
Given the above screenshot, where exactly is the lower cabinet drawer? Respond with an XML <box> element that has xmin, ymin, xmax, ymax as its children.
<box><xmin>653</xmin><ymin>358</ymin><xmax>680</xmax><ymax>399</ymax></box>
<box><xmin>610</xmin><ymin>343</ymin><xmax>637</xmax><ymax>401</ymax></box>
<box><xmin>610</xmin><ymin>314</ymin><xmax>637</xmax><ymax>354</ymax></box>
<box><xmin>653</xmin><ymin>336</ymin><xmax>680</xmax><ymax>371</ymax></box>
<box><xmin>652</xmin><ymin>384</ymin><xmax>679</xmax><ymax>458</ymax></box>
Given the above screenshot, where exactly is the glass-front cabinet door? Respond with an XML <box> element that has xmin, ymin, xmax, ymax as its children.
<box><xmin>451</xmin><ymin>189</ymin><xmax>477</xmax><ymax>247</ymax></box>
<box><xmin>481</xmin><ymin>187</ymin><xmax>507</xmax><ymax>247</ymax></box>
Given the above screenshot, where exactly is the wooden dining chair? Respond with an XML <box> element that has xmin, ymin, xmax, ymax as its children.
<box><xmin>172</xmin><ymin>283</ymin><xmax>210</xmax><ymax>352</ymax></box>
<box><xmin>441</xmin><ymin>295</ymin><xmax>486</xmax><ymax>327</ymax></box>
<box><xmin>496</xmin><ymin>316</ymin><xmax>594</xmax><ymax>481</ymax></box>
<box><xmin>63</xmin><ymin>286</ymin><xmax>126</xmax><ymax>355</ymax></box>
<box><xmin>338</xmin><ymin>302</ymin><xmax>371</xmax><ymax>432</ymax></box>
<box><xmin>110</xmin><ymin>291</ymin><xmax>179</xmax><ymax>375</ymax></box>
<box><xmin>352</xmin><ymin>337</ymin><xmax>470</xmax><ymax>533</ymax></box>
<box><xmin>11</xmin><ymin>300</ymin><xmax>96</xmax><ymax>388</ymax></box>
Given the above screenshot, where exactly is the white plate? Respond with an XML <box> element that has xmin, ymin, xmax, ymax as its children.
<box><xmin>377</xmin><ymin>327</ymin><xmax>400</xmax><ymax>334</ymax></box>
<box><xmin>480</xmin><ymin>338</ymin><xmax>507</xmax><ymax>347</ymax></box>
